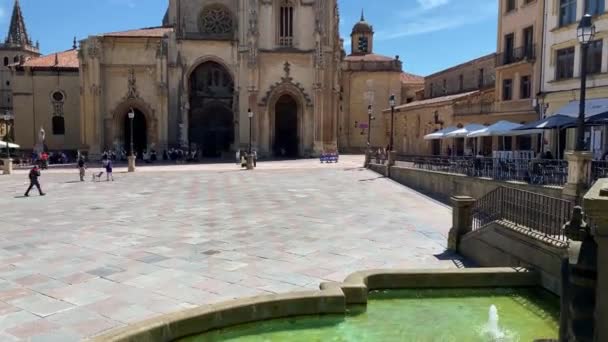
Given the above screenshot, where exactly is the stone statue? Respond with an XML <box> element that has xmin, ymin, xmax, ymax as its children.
<box><xmin>38</xmin><ymin>127</ymin><xmax>45</xmax><ymax>143</ymax></box>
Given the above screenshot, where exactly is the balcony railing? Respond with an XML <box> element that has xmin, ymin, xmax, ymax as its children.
<box><xmin>496</xmin><ymin>45</ymin><xmax>536</xmax><ymax>67</ymax></box>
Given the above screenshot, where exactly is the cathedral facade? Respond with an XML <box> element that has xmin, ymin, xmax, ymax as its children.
<box><xmin>14</xmin><ymin>0</ymin><xmax>342</xmax><ymax>158</ymax></box>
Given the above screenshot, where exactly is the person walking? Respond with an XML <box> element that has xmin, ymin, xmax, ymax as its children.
<box><xmin>102</xmin><ymin>156</ymin><xmax>114</xmax><ymax>182</ymax></box>
<box><xmin>77</xmin><ymin>157</ymin><xmax>86</xmax><ymax>181</ymax></box>
<box><xmin>24</xmin><ymin>165</ymin><xmax>45</xmax><ymax>197</ymax></box>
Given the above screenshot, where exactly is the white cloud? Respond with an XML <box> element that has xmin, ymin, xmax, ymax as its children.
<box><xmin>416</xmin><ymin>0</ymin><xmax>450</xmax><ymax>10</ymax></box>
<box><xmin>377</xmin><ymin>0</ymin><xmax>496</xmax><ymax>40</ymax></box>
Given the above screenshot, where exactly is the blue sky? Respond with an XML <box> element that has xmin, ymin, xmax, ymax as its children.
<box><xmin>0</xmin><ymin>0</ymin><xmax>498</xmax><ymax>76</ymax></box>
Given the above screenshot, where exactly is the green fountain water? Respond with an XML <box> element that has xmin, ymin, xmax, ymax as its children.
<box><xmin>178</xmin><ymin>288</ymin><xmax>559</xmax><ymax>342</ymax></box>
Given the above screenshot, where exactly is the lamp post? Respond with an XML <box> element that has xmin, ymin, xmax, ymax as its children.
<box><xmin>576</xmin><ymin>14</ymin><xmax>595</xmax><ymax>151</ymax></box>
<box><xmin>389</xmin><ymin>94</ymin><xmax>396</xmax><ymax>151</ymax></box>
<box><xmin>127</xmin><ymin>108</ymin><xmax>136</xmax><ymax>172</ymax></box>
<box><xmin>248</xmin><ymin>109</ymin><xmax>254</xmax><ymax>154</ymax></box>
<box><xmin>367</xmin><ymin>104</ymin><xmax>375</xmax><ymax>147</ymax></box>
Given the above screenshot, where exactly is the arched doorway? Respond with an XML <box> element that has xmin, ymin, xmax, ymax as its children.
<box><xmin>123</xmin><ymin>108</ymin><xmax>147</xmax><ymax>158</ymax></box>
<box><xmin>189</xmin><ymin>61</ymin><xmax>234</xmax><ymax>158</ymax></box>
<box><xmin>274</xmin><ymin>94</ymin><xmax>298</xmax><ymax>157</ymax></box>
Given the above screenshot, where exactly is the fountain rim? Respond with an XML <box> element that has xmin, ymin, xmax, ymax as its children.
<box><xmin>91</xmin><ymin>267</ymin><xmax>539</xmax><ymax>342</ymax></box>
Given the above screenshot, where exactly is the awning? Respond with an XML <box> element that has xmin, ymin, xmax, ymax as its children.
<box><xmin>553</xmin><ymin>98</ymin><xmax>608</xmax><ymax>118</ymax></box>
<box><xmin>515</xmin><ymin>115</ymin><xmax>577</xmax><ymax>131</ymax></box>
<box><xmin>423</xmin><ymin>126</ymin><xmax>459</xmax><ymax>140</ymax></box>
<box><xmin>467</xmin><ymin>121</ymin><xmax>522</xmax><ymax>138</ymax></box>
<box><xmin>445</xmin><ymin>124</ymin><xmax>487</xmax><ymax>138</ymax></box>
<box><xmin>0</xmin><ymin>141</ymin><xmax>19</xmax><ymax>149</ymax></box>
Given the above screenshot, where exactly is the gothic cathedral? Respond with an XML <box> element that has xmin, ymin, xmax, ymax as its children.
<box><xmin>74</xmin><ymin>0</ymin><xmax>342</xmax><ymax>158</ymax></box>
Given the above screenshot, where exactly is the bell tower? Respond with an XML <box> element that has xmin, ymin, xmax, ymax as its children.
<box><xmin>350</xmin><ymin>10</ymin><xmax>373</xmax><ymax>55</ymax></box>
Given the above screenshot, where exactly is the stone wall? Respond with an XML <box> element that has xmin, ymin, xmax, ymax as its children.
<box><xmin>459</xmin><ymin>221</ymin><xmax>568</xmax><ymax>295</ymax></box>
<box><xmin>387</xmin><ymin>165</ymin><xmax>562</xmax><ymax>203</ymax></box>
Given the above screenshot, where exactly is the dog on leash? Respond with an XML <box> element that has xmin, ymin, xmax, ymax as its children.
<box><xmin>92</xmin><ymin>172</ymin><xmax>104</xmax><ymax>182</ymax></box>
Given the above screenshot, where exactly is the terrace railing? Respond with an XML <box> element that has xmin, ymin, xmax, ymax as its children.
<box><xmin>395</xmin><ymin>155</ymin><xmax>568</xmax><ymax>187</ymax></box>
<box><xmin>472</xmin><ymin>186</ymin><xmax>573</xmax><ymax>242</ymax></box>
<box><xmin>591</xmin><ymin>160</ymin><xmax>608</xmax><ymax>186</ymax></box>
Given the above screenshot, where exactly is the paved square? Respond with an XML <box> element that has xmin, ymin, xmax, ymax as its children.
<box><xmin>0</xmin><ymin>156</ymin><xmax>462</xmax><ymax>340</ymax></box>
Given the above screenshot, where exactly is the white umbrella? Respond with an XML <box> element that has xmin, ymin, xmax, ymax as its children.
<box><xmin>445</xmin><ymin>124</ymin><xmax>487</xmax><ymax>138</ymax></box>
<box><xmin>0</xmin><ymin>141</ymin><xmax>20</xmax><ymax>149</ymax></box>
<box><xmin>423</xmin><ymin>126</ymin><xmax>458</xmax><ymax>140</ymax></box>
<box><xmin>467</xmin><ymin>121</ymin><xmax>522</xmax><ymax>138</ymax></box>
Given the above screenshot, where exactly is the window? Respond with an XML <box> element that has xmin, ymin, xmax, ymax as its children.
<box><xmin>520</xmin><ymin>75</ymin><xmax>531</xmax><ymax>99</ymax></box>
<box><xmin>3</xmin><ymin>57</ymin><xmax>7</xmax><ymax>66</ymax></box>
<box><xmin>505</xmin><ymin>0</ymin><xmax>516</xmax><ymax>12</ymax></box>
<box><xmin>278</xmin><ymin>0</ymin><xmax>294</xmax><ymax>47</ymax></box>
<box><xmin>429</xmin><ymin>83</ymin><xmax>434</xmax><ymax>97</ymax></box>
<box><xmin>504</xmin><ymin>33</ymin><xmax>514</xmax><ymax>64</ymax></box>
<box><xmin>442</xmin><ymin>79</ymin><xmax>447</xmax><ymax>94</ymax></box>
<box><xmin>479</xmin><ymin>68</ymin><xmax>485</xmax><ymax>88</ymax></box>
<box><xmin>13</xmin><ymin>56</ymin><xmax>18</xmax><ymax>63</ymax></box>
<box><xmin>586</xmin><ymin>0</ymin><xmax>605</xmax><ymax>15</ymax></box>
<box><xmin>198</xmin><ymin>5</ymin><xmax>234</xmax><ymax>36</ymax></box>
<box><xmin>459</xmin><ymin>74</ymin><xmax>464</xmax><ymax>91</ymax></box>
<box><xmin>559</xmin><ymin>0</ymin><xmax>577</xmax><ymax>27</ymax></box>
<box><xmin>358</xmin><ymin>36</ymin><xmax>369</xmax><ymax>53</ymax></box>
<box><xmin>52</xmin><ymin>116</ymin><xmax>65</xmax><ymax>135</ymax></box>
<box><xmin>556</xmin><ymin>47</ymin><xmax>575</xmax><ymax>80</ymax></box>
<box><xmin>523</xmin><ymin>26</ymin><xmax>534</xmax><ymax>58</ymax></box>
<box><xmin>587</xmin><ymin>39</ymin><xmax>603</xmax><ymax>74</ymax></box>
<box><xmin>5</xmin><ymin>81</ymin><xmax>9</xmax><ymax>86</ymax></box>
<box><xmin>503</xmin><ymin>79</ymin><xmax>513</xmax><ymax>101</ymax></box>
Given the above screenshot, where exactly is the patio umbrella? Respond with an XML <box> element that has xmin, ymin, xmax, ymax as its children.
<box><xmin>0</xmin><ymin>141</ymin><xmax>20</xmax><ymax>149</ymax></box>
<box><xmin>467</xmin><ymin>121</ymin><xmax>522</xmax><ymax>138</ymax></box>
<box><xmin>514</xmin><ymin>115</ymin><xmax>577</xmax><ymax>131</ymax></box>
<box><xmin>423</xmin><ymin>126</ymin><xmax>458</xmax><ymax>140</ymax></box>
<box><xmin>445</xmin><ymin>124</ymin><xmax>487</xmax><ymax>138</ymax></box>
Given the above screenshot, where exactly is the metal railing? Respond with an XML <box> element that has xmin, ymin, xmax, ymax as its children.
<box><xmin>496</xmin><ymin>45</ymin><xmax>536</xmax><ymax>67</ymax></box>
<box><xmin>472</xmin><ymin>186</ymin><xmax>573</xmax><ymax>242</ymax></box>
<box><xmin>591</xmin><ymin>160</ymin><xmax>608</xmax><ymax>185</ymax></box>
<box><xmin>396</xmin><ymin>155</ymin><xmax>568</xmax><ymax>186</ymax></box>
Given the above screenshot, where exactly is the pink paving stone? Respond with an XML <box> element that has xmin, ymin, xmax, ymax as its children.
<box><xmin>70</xmin><ymin>318</ymin><xmax>123</xmax><ymax>337</ymax></box>
<box><xmin>5</xmin><ymin>319</ymin><xmax>59</xmax><ymax>339</ymax></box>
<box><xmin>61</xmin><ymin>272</ymin><xmax>99</xmax><ymax>285</ymax></box>
<box><xmin>0</xmin><ymin>288</ymin><xmax>34</xmax><ymax>301</ymax></box>
<box><xmin>13</xmin><ymin>274</ymin><xmax>53</xmax><ymax>287</ymax></box>
<box><xmin>0</xmin><ymin>301</ymin><xmax>19</xmax><ymax>316</ymax></box>
<box><xmin>83</xmin><ymin>297</ymin><xmax>131</xmax><ymax>317</ymax></box>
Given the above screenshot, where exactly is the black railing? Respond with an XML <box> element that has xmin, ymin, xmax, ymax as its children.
<box><xmin>591</xmin><ymin>160</ymin><xmax>608</xmax><ymax>185</ymax></box>
<box><xmin>396</xmin><ymin>155</ymin><xmax>568</xmax><ymax>187</ymax></box>
<box><xmin>472</xmin><ymin>186</ymin><xmax>573</xmax><ymax>242</ymax></box>
<box><xmin>496</xmin><ymin>45</ymin><xmax>536</xmax><ymax>67</ymax></box>
<box><xmin>369</xmin><ymin>148</ymin><xmax>388</xmax><ymax>165</ymax></box>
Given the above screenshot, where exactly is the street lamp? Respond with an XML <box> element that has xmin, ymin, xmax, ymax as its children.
<box><xmin>389</xmin><ymin>94</ymin><xmax>396</xmax><ymax>151</ymax></box>
<box><xmin>128</xmin><ymin>108</ymin><xmax>135</xmax><ymax>157</ymax></box>
<box><xmin>367</xmin><ymin>104</ymin><xmax>375</xmax><ymax>147</ymax></box>
<box><xmin>248</xmin><ymin>109</ymin><xmax>254</xmax><ymax>154</ymax></box>
<box><xmin>576</xmin><ymin>14</ymin><xmax>596</xmax><ymax>151</ymax></box>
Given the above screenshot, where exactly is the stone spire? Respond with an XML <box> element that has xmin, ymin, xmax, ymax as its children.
<box><xmin>5</xmin><ymin>0</ymin><xmax>31</xmax><ymax>47</ymax></box>
<box><xmin>360</xmin><ymin>9</ymin><xmax>365</xmax><ymax>21</ymax></box>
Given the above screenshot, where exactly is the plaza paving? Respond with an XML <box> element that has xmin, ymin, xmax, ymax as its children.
<box><xmin>0</xmin><ymin>156</ymin><xmax>461</xmax><ymax>341</ymax></box>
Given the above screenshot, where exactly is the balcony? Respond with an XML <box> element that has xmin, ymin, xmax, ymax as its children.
<box><xmin>496</xmin><ymin>45</ymin><xmax>536</xmax><ymax>67</ymax></box>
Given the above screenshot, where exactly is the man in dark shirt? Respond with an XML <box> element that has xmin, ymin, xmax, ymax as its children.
<box><xmin>24</xmin><ymin>165</ymin><xmax>45</xmax><ymax>197</ymax></box>
<box><xmin>78</xmin><ymin>157</ymin><xmax>86</xmax><ymax>181</ymax></box>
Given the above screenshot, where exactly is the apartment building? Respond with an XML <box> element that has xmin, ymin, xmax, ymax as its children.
<box><xmin>541</xmin><ymin>0</ymin><xmax>608</xmax><ymax>156</ymax></box>
<box><xmin>495</xmin><ymin>0</ymin><xmax>545</xmax><ymax>123</ymax></box>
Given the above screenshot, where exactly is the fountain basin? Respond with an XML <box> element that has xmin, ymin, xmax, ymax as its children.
<box><xmin>92</xmin><ymin>268</ymin><xmax>549</xmax><ymax>342</ymax></box>
<box><xmin>179</xmin><ymin>287</ymin><xmax>559</xmax><ymax>342</ymax></box>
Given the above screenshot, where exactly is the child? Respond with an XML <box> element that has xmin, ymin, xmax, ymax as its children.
<box><xmin>102</xmin><ymin>156</ymin><xmax>114</xmax><ymax>181</ymax></box>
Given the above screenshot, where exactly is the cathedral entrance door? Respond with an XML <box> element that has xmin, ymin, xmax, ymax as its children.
<box><xmin>274</xmin><ymin>95</ymin><xmax>299</xmax><ymax>158</ymax></box>
<box><xmin>189</xmin><ymin>62</ymin><xmax>234</xmax><ymax>158</ymax></box>
<box><xmin>190</xmin><ymin>104</ymin><xmax>233</xmax><ymax>158</ymax></box>
<box><xmin>123</xmin><ymin>109</ymin><xmax>147</xmax><ymax>158</ymax></box>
